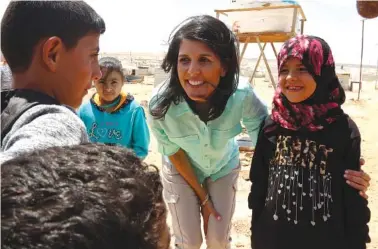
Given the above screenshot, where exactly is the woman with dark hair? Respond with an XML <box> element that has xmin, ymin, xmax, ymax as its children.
<box><xmin>148</xmin><ymin>15</ymin><xmax>371</xmax><ymax>249</ymax></box>
<box><xmin>148</xmin><ymin>15</ymin><xmax>268</xmax><ymax>248</ymax></box>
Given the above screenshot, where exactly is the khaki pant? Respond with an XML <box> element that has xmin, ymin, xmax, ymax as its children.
<box><xmin>161</xmin><ymin>158</ymin><xmax>239</xmax><ymax>249</ymax></box>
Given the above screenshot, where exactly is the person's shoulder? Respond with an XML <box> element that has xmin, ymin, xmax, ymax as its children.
<box><xmin>150</xmin><ymin>81</ymin><xmax>169</xmax><ymax>100</ymax></box>
<box><xmin>128</xmin><ymin>98</ymin><xmax>140</xmax><ymax>108</ymax></box>
<box><xmin>77</xmin><ymin>100</ymin><xmax>93</xmax><ymax>114</ymax></box>
<box><xmin>231</xmin><ymin>76</ymin><xmax>267</xmax><ymax>110</ymax></box>
<box><xmin>232</xmin><ymin>76</ymin><xmax>258</xmax><ymax>101</ymax></box>
<box><xmin>78</xmin><ymin>100</ymin><xmax>92</xmax><ymax>109</ymax></box>
<box><xmin>262</xmin><ymin>114</ymin><xmax>274</xmax><ymax>127</ymax></box>
<box><xmin>345</xmin><ymin>115</ymin><xmax>360</xmax><ymax>139</ymax></box>
<box><xmin>27</xmin><ymin>103</ymin><xmax>78</xmax><ymax>116</ymax></box>
<box><xmin>261</xmin><ymin>115</ymin><xmax>278</xmax><ymax>136</ymax></box>
<box><xmin>123</xmin><ymin>99</ymin><xmax>144</xmax><ymax>113</ymax></box>
<box><xmin>235</xmin><ymin>76</ymin><xmax>253</xmax><ymax>93</ymax></box>
<box><xmin>330</xmin><ymin>114</ymin><xmax>360</xmax><ymax>140</ymax></box>
<box><xmin>22</xmin><ymin>104</ymin><xmax>85</xmax><ymax>129</ymax></box>
<box><xmin>148</xmin><ymin>81</ymin><xmax>177</xmax><ymax>115</ymax></box>
<box><xmin>1</xmin><ymin>104</ymin><xmax>88</xmax><ymax>162</ymax></box>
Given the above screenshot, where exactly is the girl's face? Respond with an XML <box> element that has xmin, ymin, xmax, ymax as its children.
<box><xmin>177</xmin><ymin>39</ymin><xmax>226</xmax><ymax>103</ymax></box>
<box><xmin>94</xmin><ymin>69</ymin><xmax>124</xmax><ymax>103</ymax></box>
<box><xmin>279</xmin><ymin>58</ymin><xmax>317</xmax><ymax>103</ymax></box>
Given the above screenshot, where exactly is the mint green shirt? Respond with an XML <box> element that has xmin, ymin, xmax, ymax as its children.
<box><xmin>148</xmin><ymin>78</ymin><xmax>268</xmax><ymax>183</ymax></box>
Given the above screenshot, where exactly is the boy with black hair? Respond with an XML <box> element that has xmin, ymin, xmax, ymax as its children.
<box><xmin>1</xmin><ymin>143</ymin><xmax>170</xmax><ymax>249</ymax></box>
<box><xmin>1</xmin><ymin>1</ymin><xmax>105</xmax><ymax>161</ymax></box>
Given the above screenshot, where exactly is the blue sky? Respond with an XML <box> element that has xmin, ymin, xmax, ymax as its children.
<box><xmin>1</xmin><ymin>0</ymin><xmax>377</xmax><ymax>65</ymax></box>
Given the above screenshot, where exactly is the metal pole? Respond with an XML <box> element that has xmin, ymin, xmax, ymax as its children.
<box><xmin>249</xmin><ymin>43</ymin><xmax>267</xmax><ymax>84</ymax></box>
<box><xmin>358</xmin><ymin>19</ymin><xmax>365</xmax><ymax>100</ymax></box>
<box><xmin>239</xmin><ymin>38</ymin><xmax>250</xmax><ymax>64</ymax></box>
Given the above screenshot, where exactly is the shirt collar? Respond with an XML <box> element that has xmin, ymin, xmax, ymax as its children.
<box><xmin>173</xmin><ymin>98</ymin><xmax>192</xmax><ymax>117</ymax></box>
<box><xmin>173</xmin><ymin>96</ymin><xmax>232</xmax><ymax>118</ymax></box>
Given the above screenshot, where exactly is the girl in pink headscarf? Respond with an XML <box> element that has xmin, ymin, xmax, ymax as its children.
<box><xmin>248</xmin><ymin>35</ymin><xmax>370</xmax><ymax>249</ymax></box>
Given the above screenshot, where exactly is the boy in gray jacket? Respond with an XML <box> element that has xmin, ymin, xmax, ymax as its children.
<box><xmin>1</xmin><ymin>1</ymin><xmax>106</xmax><ymax>162</ymax></box>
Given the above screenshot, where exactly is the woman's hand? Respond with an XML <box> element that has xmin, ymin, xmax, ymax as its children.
<box><xmin>344</xmin><ymin>158</ymin><xmax>371</xmax><ymax>199</ymax></box>
<box><xmin>201</xmin><ymin>199</ymin><xmax>221</xmax><ymax>235</ymax></box>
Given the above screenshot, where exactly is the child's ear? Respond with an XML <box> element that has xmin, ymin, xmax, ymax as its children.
<box><xmin>42</xmin><ymin>37</ymin><xmax>63</xmax><ymax>72</ymax></box>
<box><xmin>221</xmin><ymin>65</ymin><xmax>227</xmax><ymax>77</ymax></box>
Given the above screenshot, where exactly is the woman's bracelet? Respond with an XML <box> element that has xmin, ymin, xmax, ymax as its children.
<box><xmin>201</xmin><ymin>194</ymin><xmax>210</xmax><ymax>207</ymax></box>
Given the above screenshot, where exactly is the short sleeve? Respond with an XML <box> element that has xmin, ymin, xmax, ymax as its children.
<box><xmin>242</xmin><ymin>83</ymin><xmax>268</xmax><ymax>146</ymax></box>
<box><xmin>147</xmin><ymin>114</ymin><xmax>180</xmax><ymax>156</ymax></box>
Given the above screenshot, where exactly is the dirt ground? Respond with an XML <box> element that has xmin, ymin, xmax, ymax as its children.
<box><xmin>84</xmin><ymin>76</ymin><xmax>378</xmax><ymax>248</ymax></box>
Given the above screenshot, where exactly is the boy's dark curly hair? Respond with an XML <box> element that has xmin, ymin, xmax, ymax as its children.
<box><xmin>1</xmin><ymin>143</ymin><xmax>170</xmax><ymax>249</ymax></box>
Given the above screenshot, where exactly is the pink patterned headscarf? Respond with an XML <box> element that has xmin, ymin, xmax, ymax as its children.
<box><xmin>270</xmin><ymin>35</ymin><xmax>345</xmax><ymax>132</ymax></box>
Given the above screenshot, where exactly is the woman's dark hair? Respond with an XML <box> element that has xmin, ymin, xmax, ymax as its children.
<box><xmin>149</xmin><ymin>15</ymin><xmax>240</xmax><ymax>120</ymax></box>
<box><xmin>98</xmin><ymin>56</ymin><xmax>125</xmax><ymax>81</ymax></box>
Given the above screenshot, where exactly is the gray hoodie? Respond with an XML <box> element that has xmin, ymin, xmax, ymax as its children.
<box><xmin>1</xmin><ymin>64</ymin><xmax>13</xmax><ymax>91</ymax></box>
<box><xmin>1</xmin><ymin>104</ymin><xmax>89</xmax><ymax>162</ymax></box>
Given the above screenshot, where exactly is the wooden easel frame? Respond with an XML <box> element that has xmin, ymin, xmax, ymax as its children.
<box><xmin>215</xmin><ymin>4</ymin><xmax>306</xmax><ymax>89</ymax></box>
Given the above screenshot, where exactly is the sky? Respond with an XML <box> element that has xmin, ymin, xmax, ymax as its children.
<box><xmin>0</xmin><ymin>0</ymin><xmax>378</xmax><ymax>65</ymax></box>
